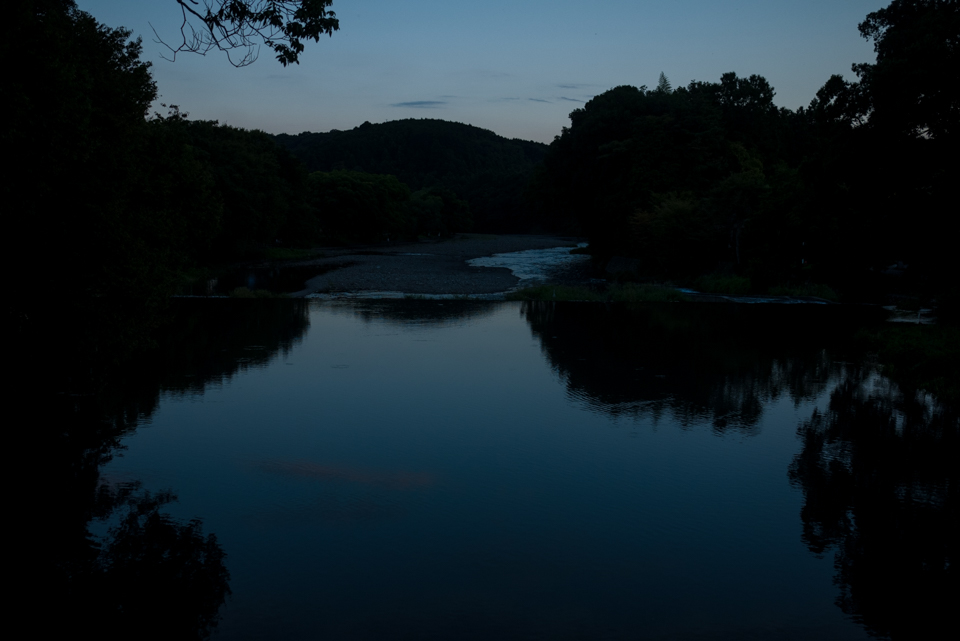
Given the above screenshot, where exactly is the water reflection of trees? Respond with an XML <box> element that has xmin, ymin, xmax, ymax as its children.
<box><xmin>51</xmin><ymin>482</ymin><xmax>230</xmax><ymax>640</ymax></box>
<box><xmin>523</xmin><ymin>301</ymin><xmax>957</xmax><ymax>637</ymax></box>
<box><xmin>143</xmin><ymin>298</ymin><xmax>311</xmax><ymax>399</ymax></box>
<box><xmin>789</xmin><ymin>370</ymin><xmax>958</xmax><ymax>640</ymax></box>
<box><xmin>330</xmin><ymin>298</ymin><xmax>499</xmax><ymax>326</ymax></box>
<box><xmin>521</xmin><ymin>301</ymin><xmax>880</xmax><ymax>432</ymax></box>
<box><xmin>27</xmin><ymin>299</ymin><xmax>310</xmax><ymax>638</ymax></box>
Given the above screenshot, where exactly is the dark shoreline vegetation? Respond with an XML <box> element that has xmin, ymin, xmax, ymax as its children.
<box><xmin>6</xmin><ymin>1</ymin><xmax>957</xmax><ymax>638</ymax></box>
<box><xmin>506</xmin><ymin>282</ymin><xmax>960</xmax><ymax>405</ymax></box>
<box><xmin>7</xmin><ymin>1</ymin><xmax>956</xmax><ymax>319</ymax></box>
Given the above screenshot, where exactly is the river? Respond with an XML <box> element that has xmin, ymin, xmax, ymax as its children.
<box><xmin>41</xmin><ymin>299</ymin><xmax>956</xmax><ymax>640</ymax></box>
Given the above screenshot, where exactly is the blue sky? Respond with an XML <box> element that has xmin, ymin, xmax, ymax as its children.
<box><xmin>77</xmin><ymin>1</ymin><xmax>885</xmax><ymax>142</ymax></box>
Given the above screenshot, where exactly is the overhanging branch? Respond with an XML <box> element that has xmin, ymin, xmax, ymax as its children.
<box><xmin>152</xmin><ymin>0</ymin><xmax>339</xmax><ymax>67</ymax></box>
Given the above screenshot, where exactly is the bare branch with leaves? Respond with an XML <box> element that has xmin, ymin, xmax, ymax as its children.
<box><xmin>153</xmin><ymin>0</ymin><xmax>339</xmax><ymax>67</ymax></box>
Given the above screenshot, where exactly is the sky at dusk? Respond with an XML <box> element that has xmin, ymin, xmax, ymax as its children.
<box><xmin>77</xmin><ymin>1</ymin><xmax>886</xmax><ymax>143</ymax></box>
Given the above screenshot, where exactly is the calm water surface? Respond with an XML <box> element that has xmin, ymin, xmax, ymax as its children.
<box><xmin>73</xmin><ymin>300</ymin><xmax>954</xmax><ymax>640</ymax></box>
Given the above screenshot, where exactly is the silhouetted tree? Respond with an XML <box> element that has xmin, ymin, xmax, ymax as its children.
<box><xmin>805</xmin><ymin>0</ymin><xmax>958</xmax><ymax>294</ymax></box>
<box><xmin>537</xmin><ymin>74</ymin><xmax>800</xmax><ymax>276</ymax></box>
<box><xmin>153</xmin><ymin>113</ymin><xmax>318</xmax><ymax>255</ymax></box>
<box><xmin>854</xmin><ymin>0</ymin><xmax>959</xmax><ymax>140</ymax></box>
<box><xmin>4</xmin><ymin>1</ymin><xmax>219</xmax><ymax>344</ymax></box>
<box><xmin>656</xmin><ymin>72</ymin><xmax>672</xmax><ymax>94</ymax></box>
<box><xmin>160</xmin><ymin>0</ymin><xmax>339</xmax><ymax>66</ymax></box>
<box><xmin>538</xmin><ymin>1</ymin><xmax>958</xmax><ymax>299</ymax></box>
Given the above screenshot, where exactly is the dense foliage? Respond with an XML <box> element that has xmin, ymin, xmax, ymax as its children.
<box><xmin>533</xmin><ymin>76</ymin><xmax>804</xmax><ymax>282</ymax></box>
<box><xmin>275</xmin><ymin>119</ymin><xmax>549</xmax><ymax>232</ymax></box>
<box><xmin>6</xmin><ymin>1</ymin><xmax>202</xmax><ymax>353</ymax></box>
<box><xmin>306</xmin><ymin>171</ymin><xmax>472</xmax><ymax>243</ymax></box>
<box><xmin>3</xmin><ymin>0</ymin><xmax>475</xmax><ymax>334</ymax></box>
<box><xmin>534</xmin><ymin>0</ymin><xmax>958</xmax><ymax>301</ymax></box>
<box><xmin>5</xmin><ymin>3</ymin><xmax>327</xmax><ymax>322</ymax></box>
<box><xmin>162</xmin><ymin>0</ymin><xmax>339</xmax><ymax>66</ymax></box>
<box><xmin>306</xmin><ymin>170</ymin><xmax>411</xmax><ymax>243</ymax></box>
<box><xmin>6</xmin><ymin>0</ymin><xmax>955</xmax><ymax>316</ymax></box>
<box><xmin>153</xmin><ymin>111</ymin><xmax>319</xmax><ymax>256</ymax></box>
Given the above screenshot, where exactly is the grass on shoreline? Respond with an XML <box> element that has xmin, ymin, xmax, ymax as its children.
<box><xmin>506</xmin><ymin>283</ymin><xmax>688</xmax><ymax>302</ymax></box>
<box><xmin>857</xmin><ymin>323</ymin><xmax>960</xmax><ymax>404</ymax></box>
<box><xmin>229</xmin><ymin>287</ymin><xmax>289</xmax><ymax>299</ymax></box>
<box><xmin>673</xmin><ymin>273</ymin><xmax>839</xmax><ymax>301</ymax></box>
<box><xmin>694</xmin><ymin>274</ymin><xmax>751</xmax><ymax>296</ymax></box>
<box><xmin>261</xmin><ymin>247</ymin><xmax>323</xmax><ymax>261</ymax></box>
<box><xmin>768</xmin><ymin>283</ymin><xmax>840</xmax><ymax>301</ymax></box>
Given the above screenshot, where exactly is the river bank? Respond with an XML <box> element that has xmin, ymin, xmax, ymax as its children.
<box><xmin>278</xmin><ymin>234</ymin><xmax>589</xmax><ymax>296</ymax></box>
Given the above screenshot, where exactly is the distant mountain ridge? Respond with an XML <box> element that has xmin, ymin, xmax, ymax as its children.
<box><xmin>273</xmin><ymin>119</ymin><xmax>548</xmax><ymax>231</ymax></box>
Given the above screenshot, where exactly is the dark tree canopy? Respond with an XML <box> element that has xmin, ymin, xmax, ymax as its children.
<box><xmin>275</xmin><ymin>119</ymin><xmax>548</xmax><ymax>232</ymax></box>
<box><xmin>534</xmin><ymin>0</ymin><xmax>959</xmax><ymax>301</ymax></box>
<box><xmin>854</xmin><ymin>0</ymin><xmax>960</xmax><ymax>139</ymax></box>
<box><xmin>161</xmin><ymin>0</ymin><xmax>339</xmax><ymax>66</ymax></box>
<box><xmin>534</xmin><ymin>74</ymin><xmax>809</xmax><ymax>281</ymax></box>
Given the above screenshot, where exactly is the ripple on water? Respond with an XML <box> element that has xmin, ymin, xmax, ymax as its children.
<box><xmin>467</xmin><ymin>244</ymin><xmax>589</xmax><ymax>285</ymax></box>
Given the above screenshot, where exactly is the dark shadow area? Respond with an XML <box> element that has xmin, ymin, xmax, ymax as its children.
<box><xmin>521</xmin><ymin>301</ymin><xmax>886</xmax><ymax>432</ymax></box>
<box><xmin>275</xmin><ymin>119</ymin><xmax>550</xmax><ymax>233</ymax></box>
<box><xmin>333</xmin><ymin>299</ymin><xmax>500</xmax><ymax>326</ymax></box>
<box><xmin>532</xmin><ymin>1</ymin><xmax>959</xmax><ymax>305</ymax></box>
<box><xmin>525</xmin><ymin>300</ymin><xmax>958</xmax><ymax>637</ymax></box>
<box><xmin>789</xmin><ymin>371</ymin><xmax>958</xmax><ymax>640</ymax></box>
<box><xmin>48</xmin><ymin>481</ymin><xmax>231</xmax><ymax>640</ymax></box>
<box><xmin>19</xmin><ymin>299</ymin><xmax>310</xmax><ymax>638</ymax></box>
<box><xmin>181</xmin><ymin>262</ymin><xmax>350</xmax><ymax>295</ymax></box>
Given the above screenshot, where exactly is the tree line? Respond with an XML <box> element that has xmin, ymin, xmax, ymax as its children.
<box><xmin>533</xmin><ymin>1</ymin><xmax>958</xmax><ymax>303</ymax></box>
<box><xmin>5</xmin><ymin>0</ymin><xmax>956</xmax><ymax>327</ymax></box>
<box><xmin>274</xmin><ymin>119</ymin><xmax>548</xmax><ymax>231</ymax></box>
<box><xmin>3</xmin><ymin>1</ymin><xmax>483</xmax><ymax>331</ymax></box>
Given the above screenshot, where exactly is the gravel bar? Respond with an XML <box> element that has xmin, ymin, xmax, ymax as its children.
<box><xmin>285</xmin><ymin>234</ymin><xmax>585</xmax><ymax>296</ymax></box>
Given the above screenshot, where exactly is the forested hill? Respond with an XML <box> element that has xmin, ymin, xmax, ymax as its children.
<box><xmin>273</xmin><ymin>119</ymin><xmax>549</xmax><ymax>231</ymax></box>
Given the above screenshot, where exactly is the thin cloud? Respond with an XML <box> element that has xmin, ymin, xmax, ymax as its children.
<box><xmin>559</xmin><ymin>96</ymin><xmax>585</xmax><ymax>103</ymax></box>
<box><xmin>390</xmin><ymin>100</ymin><xmax>446</xmax><ymax>108</ymax></box>
<box><xmin>528</xmin><ymin>98</ymin><xmax>552</xmax><ymax>103</ymax></box>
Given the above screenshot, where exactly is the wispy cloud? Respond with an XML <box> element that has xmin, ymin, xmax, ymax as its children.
<box><xmin>559</xmin><ymin>96</ymin><xmax>585</xmax><ymax>103</ymax></box>
<box><xmin>390</xmin><ymin>100</ymin><xmax>447</xmax><ymax>108</ymax></box>
<box><xmin>528</xmin><ymin>98</ymin><xmax>552</xmax><ymax>103</ymax></box>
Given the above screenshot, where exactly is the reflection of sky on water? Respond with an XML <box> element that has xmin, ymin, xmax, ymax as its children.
<box><xmin>99</xmin><ymin>301</ymin><xmax>889</xmax><ymax>640</ymax></box>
